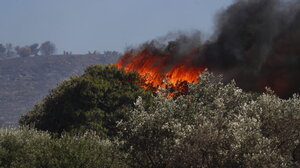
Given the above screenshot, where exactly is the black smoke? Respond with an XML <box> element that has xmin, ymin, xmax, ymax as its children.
<box><xmin>120</xmin><ymin>0</ymin><xmax>300</xmax><ymax>98</ymax></box>
<box><xmin>201</xmin><ymin>0</ymin><xmax>300</xmax><ymax>97</ymax></box>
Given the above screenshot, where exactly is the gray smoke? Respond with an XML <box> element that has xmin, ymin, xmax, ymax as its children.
<box><xmin>120</xmin><ymin>0</ymin><xmax>300</xmax><ymax>97</ymax></box>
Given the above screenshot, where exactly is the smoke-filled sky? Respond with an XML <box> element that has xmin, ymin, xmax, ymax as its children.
<box><xmin>117</xmin><ymin>0</ymin><xmax>300</xmax><ymax>98</ymax></box>
<box><xmin>0</xmin><ymin>0</ymin><xmax>233</xmax><ymax>54</ymax></box>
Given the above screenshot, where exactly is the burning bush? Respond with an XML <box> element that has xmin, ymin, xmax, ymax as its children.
<box><xmin>16</xmin><ymin>68</ymin><xmax>300</xmax><ymax>167</ymax></box>
<box><xmin>118</xmin><ymin>72</ymin><xmax>300</xmax><ymax>168</ymax></box>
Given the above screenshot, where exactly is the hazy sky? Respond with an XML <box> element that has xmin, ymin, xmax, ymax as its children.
<box><xmin>0</xmin><ymin>0</ymin><xmax>233</xmax><ymax>54</ymax></box>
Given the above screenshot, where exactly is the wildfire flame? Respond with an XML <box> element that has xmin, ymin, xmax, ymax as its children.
<box><xmin>115</xmin><ymin>48</ymin><xmax>206</xmax><ymax>94</ymax></box>
<box><xmin>114</xmin><ymin>0</ymin><xmax>300</xmax><ymax>98</ymax></box>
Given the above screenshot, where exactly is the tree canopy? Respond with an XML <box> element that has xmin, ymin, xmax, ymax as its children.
<box><xmin>119</xmin><ymin>72</ymin><xmax>300</xmax><ymax>167</ymax></box>
<box><xmin>19</xmin><ymin>65</ymin><xmax>153</xmax><ymax>137</ymax></box>
<box><xmin>40</xmin><ymin>41</ymin><xmax>56</xmax><ymax>56</ymax></box>
<box><xmin>10</xmin><ymin>69</ymin><xmax>300</xmax><ymax>167</ymax></box>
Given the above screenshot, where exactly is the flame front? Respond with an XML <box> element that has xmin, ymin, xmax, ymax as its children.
<box><xmin>115</xmin><ymin>48</ymin><xmax>205</xmax><ymax>93</ymax></box>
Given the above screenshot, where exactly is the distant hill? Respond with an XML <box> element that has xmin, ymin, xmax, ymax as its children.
<box><xmin>0</xmin><ymin>53</ymin><xmax>120</xmax><ymax>126</ymax></box>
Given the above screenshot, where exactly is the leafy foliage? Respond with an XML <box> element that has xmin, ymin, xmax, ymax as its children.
<box><xmin>17</xmin><ymin>69</ymin><xmax>300</xmax><ymax>167</ymax></box>
<box><xmin>20</xmin><ymin>65</ymin><xmax>152</xmax><ymax>137</ymax></box>
<box><xmin>29</xmin><ymin>43</ymin><xmax>39</xmax><ymax>56</ymax></box>
<box><xmin>0</xmin><ymin>44</ymin><xmax>6</xmax><ymax>57</ymax></box>
<box><xmin>0</xmin><ymin>42</ymin><xmax>47</xmax><ymax>58</ymax></box>
<box><xmin>0</xmin><ymin>128</ymin><xmax>127</xmax><ymax>168</ymax></box>
<box><xmin>15</xmin><ymin>46</ymin><xmax>32</xmax><ymax>57</ymax></box>
<box><xmin>40</xmin><ymin>41</ymin><xmax>56</xmax><ymax>56</ymax></box>
<box><xmin>119</xmin><ymin>72</ymin><xmax>300</xmax><ymax>168</ymax></box>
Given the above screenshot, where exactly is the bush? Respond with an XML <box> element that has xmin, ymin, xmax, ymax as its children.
<box><xmin>39</xmin><ymin>41</ymin><xmax>56</xmax><ymax>56</ymax></box>
<box><xmin>15</xmin><ymin>46</ymin><xmax>32</xmax><ymax>57</ymax></box>
<box><xmin>119</xmin><ymin>72</ymin><xmax>300</xmax><ymax>168</ymax></box>
<box><xmin>17</xmin><ymin>68</ymin><xmax>300</xmax><ymax>167</ymax></box>
<box><xmin>19</xmin><ymin>65</ymin><xmax>152</xmax><ymax>137</ymax></box>
<box><xmin>0</xmin><ymin>128</ymin><xmax>127</xmax><ymax>168</ymax></box>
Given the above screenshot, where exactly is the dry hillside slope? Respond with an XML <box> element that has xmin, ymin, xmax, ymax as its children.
<box><xmin>0</xmin><ymin>53</ymin><xmax>120</xmax><ymax>126</ymax></box>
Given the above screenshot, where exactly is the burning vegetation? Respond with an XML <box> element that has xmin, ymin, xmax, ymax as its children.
<box><xmin>116</xmin><ymin>0</ymin><xmax>300</xmax><ymax>98</ymax></box>
<box><xmin>116</xmin><ymin>35</ymin><xmax>206</xmax><ymax>95</ymax></box>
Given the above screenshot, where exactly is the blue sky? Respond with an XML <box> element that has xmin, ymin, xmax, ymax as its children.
<box><xmin>0</xmin><ymin>0</ymin><xmax>233</xmax><ymax>54</ymax></box>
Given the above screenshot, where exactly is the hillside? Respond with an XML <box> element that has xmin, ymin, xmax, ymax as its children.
<box><xmin>0</xmin><ymin>53</ymin><xmax>120</xmax><ymax>126</ymax></box>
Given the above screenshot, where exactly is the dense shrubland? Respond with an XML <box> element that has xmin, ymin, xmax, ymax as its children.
<box><xmin>119</xmin><ymin>73</ymin><xmax>300</xmax><ymax>167</ymax></box>
<box><xmin>2</xmin><ymin>65</ymin><xmax>299</xmax><ymax>167</ymax></box>
<box><xmin>0</xmin><ymin>128</ymin><xmax>126</xmax><ymax>168</ymax></box>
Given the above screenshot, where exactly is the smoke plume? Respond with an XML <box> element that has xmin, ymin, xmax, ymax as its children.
<box><xmin>117</xmin><ymin>0</ymin><xmax>300</xmax><ymax>98</ymax></box>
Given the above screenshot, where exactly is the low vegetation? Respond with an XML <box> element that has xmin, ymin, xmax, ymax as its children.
<box><xmin>119</xmin><ymin>72</ymin><xmax>300</xmax><ymax>167</ymax></box>
<box><xmin>1</xmin><ymin>65</ymin><xmax>299</xmax><ymax>167</ymax></box>
<box><xmin>0</xmin><ymin>128</ymin><xmax>126</xmax><ymax>168</ymax></box>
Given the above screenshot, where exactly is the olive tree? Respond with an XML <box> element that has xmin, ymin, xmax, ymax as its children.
<box><xmin>119</xmin><ymin>72</ymin><xmax>300</xmax><ymax>168</ymax></box>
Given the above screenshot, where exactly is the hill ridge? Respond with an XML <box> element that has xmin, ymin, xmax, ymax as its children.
<box><xmin>0</xmin><ymin>53</ymin><xmax>120</xmax><ymax>126</ymax></box>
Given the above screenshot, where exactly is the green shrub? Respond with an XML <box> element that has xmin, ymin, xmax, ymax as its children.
<box><xmin>0</xmin><ymin>128</ymin><xmax>127</xmax><ymax>168</ymax></box>
<box><xmin>119</xmin><ymin>72</ymin><xmax>300</xmax><ymax>168</ymax></box>
<box><xmin>19</xmin><ymin>65</ymin><xmax>152</xmax><ymax>137</ymax></box>
<box><xmin>16</xmin><ymin>68</ymin><xmax>300</xmax><ymax>167</ymax></box>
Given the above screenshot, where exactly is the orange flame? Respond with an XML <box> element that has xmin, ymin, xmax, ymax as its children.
<box><xmin>115</xmin><ymin>48</ymin><xmax>206</xmax><ymax>94</ymax></box>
